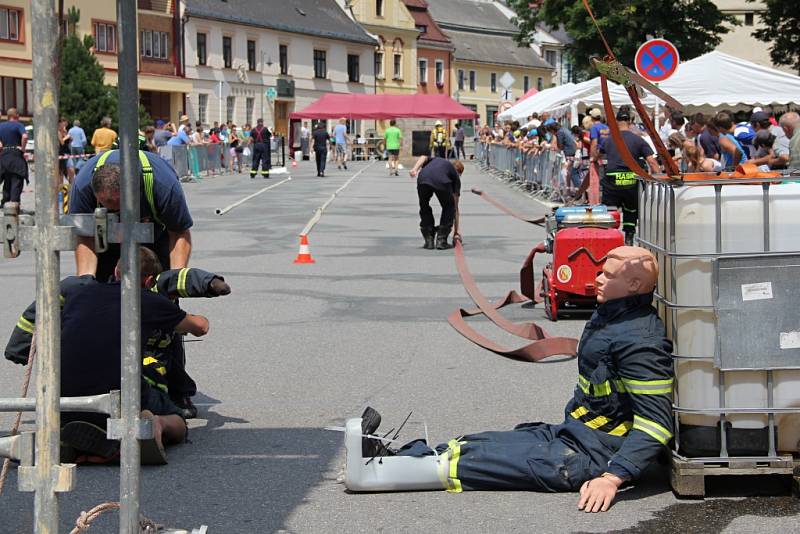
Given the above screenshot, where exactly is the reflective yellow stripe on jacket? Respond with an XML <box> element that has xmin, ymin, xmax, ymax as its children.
<box><xmin>577</xmin><ymin>374</ymin><xmax>626</xmax><ymax>397</ymax></box>
<box><xmin>446</xmin><ymin>439</ymin><xmax>465</xmax><ymax>493</ymax></box>
<box><xmin>632</xmin><ymin>415</ymin><xmax>673</xmax><ymax>445</ymax></box>
<box><xmin>16</xmin><ymin>316</ymin><xmax>34</xmax><ymax>334</ymax></box>
<box><xmin>570</xmin><ymin>406</ymin><xmax>632</xmax><ymax>437</ymax></box>
<box><xmin>620</xmin><ymin>377</ymin><xmax>674</xmax><ymax>395</ymax></box>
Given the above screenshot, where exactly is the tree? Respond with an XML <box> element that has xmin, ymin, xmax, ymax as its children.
<box><xmin>509</xmin><ymin>0</ymin><xmax>736</xmax><ymax>80</ymax></box>
<box><xmin>749</xmin><ymin>0</ymin><xmax>800</xmax><ymax>75</ymax></box>
<box><xmin>59</xmin><ymin>10</ymin><xmax>149</xmax><ymax>144</ymax></box>
<box><xmin>59</xmin><ymin>33</ymin><xmax>119</xmax><ymax>138</ymax></box>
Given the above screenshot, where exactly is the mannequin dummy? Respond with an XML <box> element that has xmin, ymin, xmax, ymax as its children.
<box><xmin>343</xmin><ymin>246</ymin><xmax>673</xmax><ymax>513</ymax></box>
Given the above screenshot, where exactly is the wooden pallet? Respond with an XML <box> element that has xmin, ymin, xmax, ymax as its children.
<box><xmin>670</xmin><ymin>455</ymin><xmax>800</xmax><ymax>497</ymax></box>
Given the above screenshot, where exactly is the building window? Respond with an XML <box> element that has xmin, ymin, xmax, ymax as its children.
<box><xmin>374</xmin><ymin>51</ymin><xmax>384</xmax><ymax>79</ymax></box>
<box><xmin>744</xmin><ymin>12</ymin><xmax>754</xmax><ymax>26</ymax></box>
<box><xmin>392</xmin><ymin>39</ymin><xmax>403</xmax><ymax>80</ymax></box>
<box><xmin>486</xmin><ymin>105</ymin><xmax>498</xmax><ymax>128</ymax></box>
<box><xmin>246</xmin><ymin>97</ymin><xmax>254</xmax><ymax>124</ymax></box>
<box><xmin>198</xmin><ymin>94</ymin><xmax>208</xmax><ymax>125</ymax></box>
<box><xmin>469</xmin><ymin>70</ymin><xmax>476</xmax><ymax>91</ymax></box>
<box><xmin>226</xmin><ymin>96</ymin><xmax>235</xmax><ymax>123</ymax></box>
<box><xmin>279</xmin><ymin>44</ymin><xmax>288</xmax><ymax>75</ymax></box>
<box><xmin>537</xmin><ymin>77</ymin><xmax>543</xmax><ymax>90</ymax></box>
<box><xmin>141</xmin><ymin>30</ymin><xmax>168</xmax><ymax>60</ymax></box>
<box><xmin>376</xmin><ymin>0</ymin><xmax>384</xmax><ymax>17</ymax></box>
<box><xmin>490</xmin><ymin>72</ymin><xmax>497</xmax><ymax>93</ymax></box>
<box><xmin>523</xmin><ymin>75</ymin><xmax>530</xmax><ymax>93</ymax></box>
<box><xmin>545</xmin><ymin>49</ymin><xmax>557</xmax><ymax>67</ymax></box>
<box><xmin>0</xmin><ymin>7</ymin><xmax>22</xmax><ymax>42</ymax></box>
<box><xmin>313</xmin><ymin>49</ymin><xmax>327</xmax><ymax>79</ymax></box>
<box><xmin>196</xmin><ymin>33</ymin><xmax>207</xmax><ymax>65</ymax></box>
<box><xmin>0</xmin><ymin>77</ymin><xmax>32</xmax><ymax>116</ymax></box>
<box><xmin>222</xmin><ymin>36</ymin><xmax>232</xmax><ymax>68</ymax></box>
<box><xmin>347</xmin><ymin>54</ymin><xmax>360</xmax><ymax>83</ymax></box>
<box><xmin>247</xmin><ymin>40</ymin><xmax>256</xmax><ymax>71</ymax></box>
<box><xmin>93</xmin><ymin>21</ymin><xmax>116</xmax><ymax>53</ymax></box>
<box><xmin>393</xmin><ymin>54</ymin><xmax>402</xmax><ymax>80</ymax></box>
<box><xmin>458</xmin><ymin>69</ymin><xmax>464</xmax><ymax>91</ymax></box>
<box><xmin>435</xmin><ymin>60</ymin><xmax>444</xmax><ymax>86</ymax></box>
<box><xmin>418</xmin><ymin>58</ymin><xmax>428</xmax><ymax>84</ymax></box>
<box><xmin>415</xmin><ymin>24</ymin><xmax>427</xmax><ymax>34</ymax></box>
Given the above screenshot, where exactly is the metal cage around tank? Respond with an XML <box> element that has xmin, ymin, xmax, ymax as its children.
<box><xmin>637</xmin><ymin>173</ymin><xmax>800</xmax><ymax>478</ymax></box>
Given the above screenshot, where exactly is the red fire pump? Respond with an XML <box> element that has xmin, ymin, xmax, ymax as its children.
<box><xmin>521</xmin><ymin>206</ymin><xmax>624</xmax><ymax>321</ymax></box>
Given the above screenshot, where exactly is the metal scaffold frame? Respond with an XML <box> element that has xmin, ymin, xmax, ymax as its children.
<box><xmin>0</xmin><ymin>1</ymin><xmax>205</xmax><ymax>532</ymax></box>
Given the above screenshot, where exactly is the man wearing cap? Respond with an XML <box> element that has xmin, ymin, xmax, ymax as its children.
<box><xmin>751</xmin><ymin>110</ymin><xmax>789</xmax><ymax>169</ymax></box>
<box><xmin>588</xmin><ymin>108</ymin><xmax>610</xmax><ymax>163</ymax></box>
<box><xmin>153</xmin><ymin>120</ymin><xmax>172</xmax><ymax>148</ymax></box>
<box><xmin>601</xmin><ymin>106</ymin><xmax>660</xmax><ymax>245</ymax></box>
<box><xmin>249</xmin><ymin>118</ymin><xmax>272</xmax><ymax>179</ymax></box>
<box><xmin>429</xmin><ymin>120</ymin><xmax>450</xmax><ymax>159</ymax></box>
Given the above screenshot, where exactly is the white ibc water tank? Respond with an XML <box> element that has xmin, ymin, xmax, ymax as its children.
<box><xmin>642</xmin><ymin>180</ymin><xmax>800</xmax><ymax>452</ymax></box>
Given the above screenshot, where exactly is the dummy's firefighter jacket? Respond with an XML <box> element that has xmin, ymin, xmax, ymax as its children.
<box><xmin>409</xmin><ymin>292</ymin><xmax>674</xmax><ymax>492</ymax></box>
<box><xmin>5</xmin><ymin>268</ymin><xmax>223</xmax><ymax>395</ymax></box>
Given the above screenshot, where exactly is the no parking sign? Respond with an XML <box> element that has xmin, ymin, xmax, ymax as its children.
<box><xmin>634</xmin><ymin>39</ymin><xmax>680</xmax><ymax>83</ymax></box>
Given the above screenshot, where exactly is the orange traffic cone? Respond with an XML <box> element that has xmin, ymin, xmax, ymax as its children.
<box><xmin>293</xmin><ymin>234</ymin><xmax>316</xmax><ymax>264</ymax></box>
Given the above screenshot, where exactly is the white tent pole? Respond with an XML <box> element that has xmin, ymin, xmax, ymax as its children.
<box><xmin>654</xmin><ymin>83</ymin><xmax>660</xmax><ymax>135</ymax></box>
<box><xmin>570</xmin><ymin>100</ymin><xmax>578</xmax><ymax>127</ymax></box>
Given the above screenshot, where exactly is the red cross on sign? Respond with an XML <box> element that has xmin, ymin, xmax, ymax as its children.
<box><xmin>634</xmin><ymin>39</ymin><xmax>680</xmax><ymax>83</ymax></box>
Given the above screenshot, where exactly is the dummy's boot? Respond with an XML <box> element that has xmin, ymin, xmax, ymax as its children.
<box><xmin>435</xmin><ymin>227</ymin><xmax>453</xmax><ymax>250</ymax></box>
<box><xmin>421</xmin><ymin>227</ymin><xmax>436</xmax><ymax>249</ymax></box>
<box><xmin>361</xmin><ymin>406</ymin><xmax>393</xmax><ymax>458</ymax></box>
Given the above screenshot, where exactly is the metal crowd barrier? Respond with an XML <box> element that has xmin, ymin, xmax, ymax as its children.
<box><xmin>477</xmin><ymin>142</ymin><xmax>572</xmax><ymax>202</ymax></box>
<box><xmin>159</xmin><ymin>137</ymin><xmax>286</xmax><ymax>180</ymax></box>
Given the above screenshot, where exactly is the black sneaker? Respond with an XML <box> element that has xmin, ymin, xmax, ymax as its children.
<box><xmin>343</xmin><ymin>163</ymin><xmax>348</xmax><ymax>170</ymax></box>
<box><xmin>61</xmin><ymin>421</ymin><xmax>120</xmax><ymax>461</ymax></box>
<box><xmin>175</xmin><ymin>396</ymin><xmax>198</xmax><ymax>419</ymax></box>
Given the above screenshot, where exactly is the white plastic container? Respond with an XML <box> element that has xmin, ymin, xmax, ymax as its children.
<box><xmin>641</xmin><ymin>180</ymin><xmax>800</xmax><ymax>452</ymax></box>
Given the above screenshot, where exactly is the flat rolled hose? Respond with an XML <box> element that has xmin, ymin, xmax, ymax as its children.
<box><xmin>447</xmin><ymin>239</ymin><xmax>577</xmax><ymax>363</ymax></box>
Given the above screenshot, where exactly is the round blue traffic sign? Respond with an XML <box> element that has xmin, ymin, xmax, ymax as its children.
<box><xmin>634</xmin><ymin>39</ymin><xmax>680</xmax><ymax>83</ymax></box>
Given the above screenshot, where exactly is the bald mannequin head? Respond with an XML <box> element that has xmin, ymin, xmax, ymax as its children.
<box><xmin>595</xmin><ymin>246</ymin><xmax>658</xmax><ymax>303</ymax></box>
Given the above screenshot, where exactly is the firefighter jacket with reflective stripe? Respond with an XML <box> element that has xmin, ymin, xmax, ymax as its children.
<box><xmin>429</xmin><ymin>127</ymin><xmax>450</xmax><ymax>149</ymax></box>
<box><xmin>4</xmin><ymin>268</ymin><xmax>225</xmax><ymax>366</ymax></box>
<box><xmin>566</xmin><ymin>292</ymin><xmax>674</xmax><ymax>481</ymax></box>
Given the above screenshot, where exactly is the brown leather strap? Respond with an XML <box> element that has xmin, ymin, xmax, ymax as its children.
<box><xmin>448</xmin><ymin>240</ymin><xmax>577</xmax><ymax>362</ymax></box>
<box><xmin>470</xmin><ymin>188</ymin><xmax>545</xmax><ymax>226</ymax></box>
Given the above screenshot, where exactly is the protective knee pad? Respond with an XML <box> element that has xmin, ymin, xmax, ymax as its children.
<box><xmin>344</xmin><ymin>417</ymin><xmax>448</xmax><ymax>492</ymax></box>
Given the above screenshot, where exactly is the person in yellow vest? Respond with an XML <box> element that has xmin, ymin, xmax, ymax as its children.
<box><xmin>429</xmin><ymin>120</ymin><xmax>450</xmax><ymax>159</ymax></box>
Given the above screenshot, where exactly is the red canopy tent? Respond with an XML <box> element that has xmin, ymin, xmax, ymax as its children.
<box><xmin>289</xmin><ymin>93</ymin><xmax>478</xmax><ymax>120</ymax></box>
<box><xmin>517</xmin><ymin>87</ymin><xmax>539</xmax><ymax>103</ymax></box>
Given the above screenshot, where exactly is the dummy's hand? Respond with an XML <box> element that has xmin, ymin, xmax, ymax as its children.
<box><xmin>208</xmin><ymin>277</ymin><xmax>231</xmax><ymax>296</ymax></box>
<box><xmin>578</xmin><ymin>474</ymin><xmax>623</xmax><ymax>513</ymax></box>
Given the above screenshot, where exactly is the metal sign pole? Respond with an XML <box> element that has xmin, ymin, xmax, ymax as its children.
<box><xmin>115</xmin><ymin>1</ymin><xmax>144</xmax><ymax>532</ymax></box>
<box><xmin>30</xmin><ymin>1</ymin><xmax>63</xmax><ymax>531</ymax></box>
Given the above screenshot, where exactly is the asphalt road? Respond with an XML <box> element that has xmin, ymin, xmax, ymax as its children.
<box><xmin>1</xmin><ymin>159</ymin><xmax>799</xmax><ymax>533</ymax></box>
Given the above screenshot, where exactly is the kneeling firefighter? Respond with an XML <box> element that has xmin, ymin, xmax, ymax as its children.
<box><xmin>409</xmin><ymin>155</ymin><xmax>463</xmax><ymax>250</ymax></box>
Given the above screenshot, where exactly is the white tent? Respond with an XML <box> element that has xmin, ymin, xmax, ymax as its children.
<box><xmin>581</xmin><ymin>51</ymin><xmax>800</xmax><ymax>111</ymax></box>
<box><xmin>499</xmin><ymin>52</ymin><xmax>800</xmax><ymax>123</ymax></box>
<box><xmin>497</xmin><ymin>83</ymin><xmax>576</xmax><ymax>122</ymax></box>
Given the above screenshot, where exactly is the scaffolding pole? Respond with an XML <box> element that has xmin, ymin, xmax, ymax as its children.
<box><xmin>30</xmin><ymin>0</ymin><xmax>63</xmax><ymax>531</ymax></box>
<box><xmin>115</xmin><ymin>1</ymin><xmax>145</xmax><ymax>532</ymax></box>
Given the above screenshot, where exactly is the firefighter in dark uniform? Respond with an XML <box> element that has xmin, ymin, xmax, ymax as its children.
<box><xmin>601</xmin><ymin>106</ymin><xmax>660</xmax><ymax>245</ymax></box>
<box><xmin>68</xmin><ymin>149</ymin><xmax>198</xmax><ymax>418</ymax></box>
<box><xmin>409</xmin><ymin>155</ymin><xmax>464</xmax><ymax>250</ymax></box>
<box><xmin>360</xmin><ymin>246</ymin><xmax>674</xmax><ymax>512</ymax></box>
<box><xmin>0</xmin><ymin>107</ymin><xmax>29</xmax><ymax>208</ymax></box>
<box><xmin>249</xmin><ymin>118</ymin><xmax>272</xmax><ymax>179</ymax></box>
